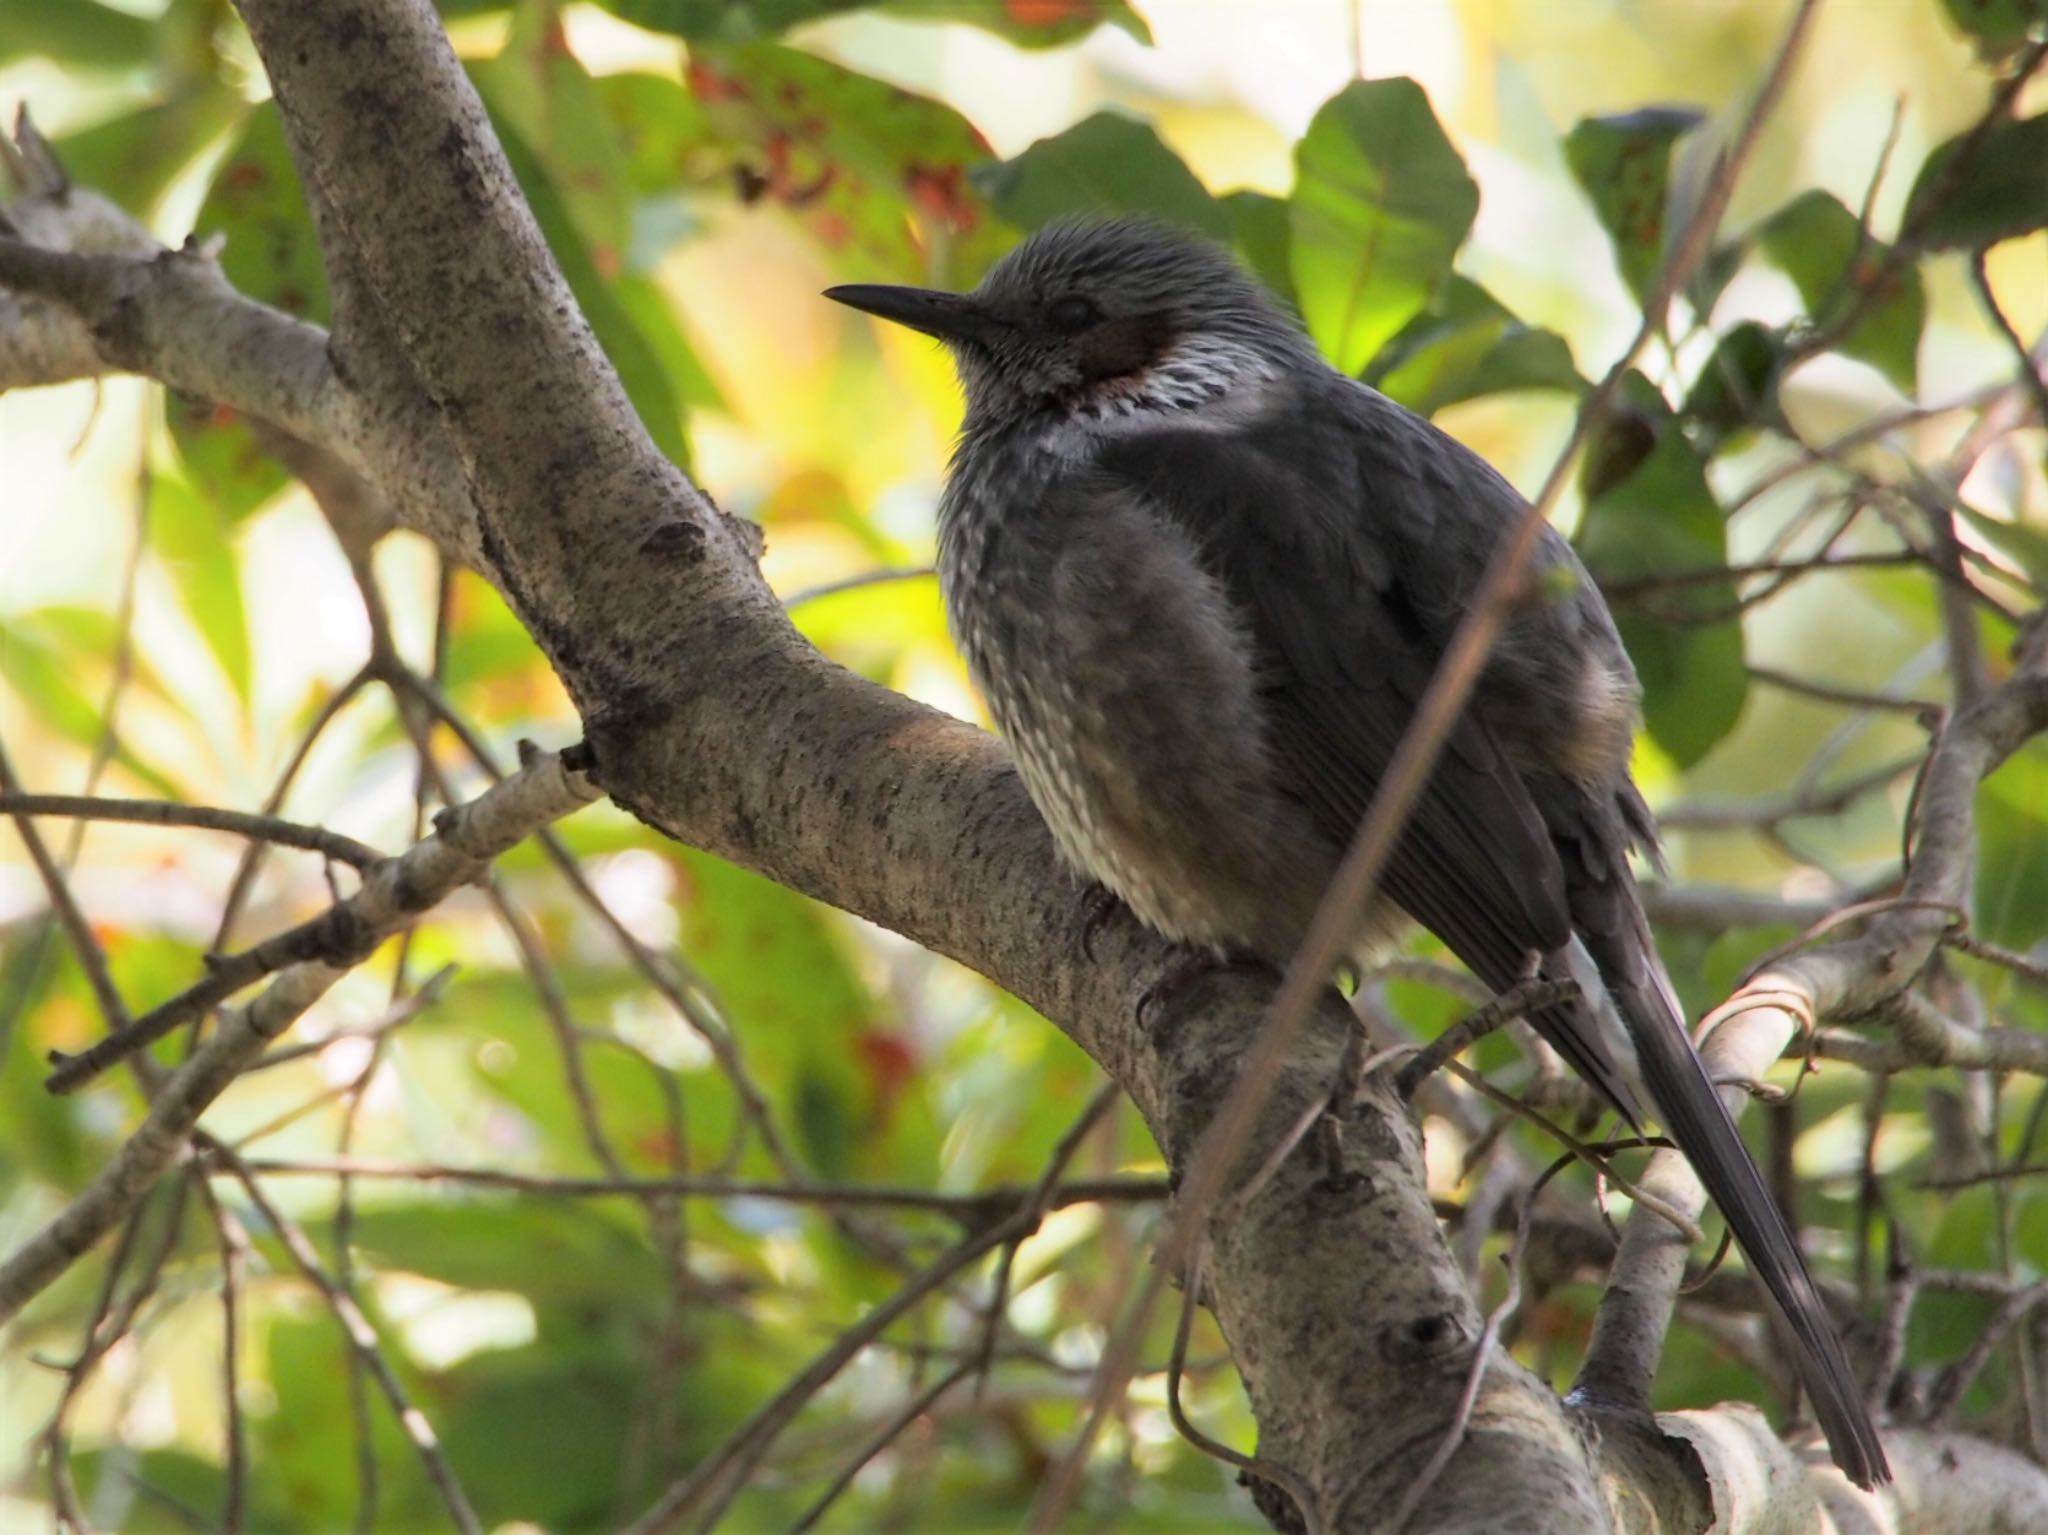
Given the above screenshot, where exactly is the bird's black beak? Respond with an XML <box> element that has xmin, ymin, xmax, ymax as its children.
<box><xmin>825</xmin><ymin>283</ymin><xmax>1002</xmax><ymax>346</ymax></box>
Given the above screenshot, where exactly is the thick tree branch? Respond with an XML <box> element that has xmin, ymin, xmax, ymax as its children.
<box><xmin>0</xmin><ymin>168</ymin><xmax>478</xmax><ymax>562</ymax></box>
<box><xmin>6</xmin><ymin>0</ymin><xmax>2041</xmax><ymax>1525</ymax></box>
<box><xmin>214</xmin><ymin>2</ymin><xmax>1611</xmax><ymax>1526</ymax></box>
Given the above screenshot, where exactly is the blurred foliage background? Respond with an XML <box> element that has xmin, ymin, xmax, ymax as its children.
<box><xmin>4</xmin><ymin>0</ymin><xmax>2048</xmax><ymax>1530</ymax></box>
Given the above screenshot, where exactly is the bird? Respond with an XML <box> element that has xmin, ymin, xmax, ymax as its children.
<box><xmin>825</xmin><ymin>217</ymin><xmax>1888</xmax><ymax>1488</ymax></box>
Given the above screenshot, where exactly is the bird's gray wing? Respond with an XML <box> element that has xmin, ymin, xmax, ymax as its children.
<box><xmin>1097</xmin><ymin>378</ymin><xmax>1888</xmax><ymax>1485</ymax></box>
<box><xmin>1090</xmin><ymin>393</ymin><xmax>1642</xmax><ymax>1116</ymax></box>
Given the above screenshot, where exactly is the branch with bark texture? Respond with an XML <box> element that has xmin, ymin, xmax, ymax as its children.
<box><xmin>6</xmin><ymin>2</ymin><xmax>2048</xmax><ymax>1528</ymax></box>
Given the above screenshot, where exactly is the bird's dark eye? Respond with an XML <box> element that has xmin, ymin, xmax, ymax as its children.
<box><xmin>1045</xmin><ymin>294</ymin><xmax>1100</xmax><ymax>332</ymax></box>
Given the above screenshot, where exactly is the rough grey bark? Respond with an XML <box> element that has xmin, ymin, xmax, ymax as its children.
<box><xmin>4</xmin><ymin>1</ymin><xmax>2047</xmax><ymax>1527</ymax></box>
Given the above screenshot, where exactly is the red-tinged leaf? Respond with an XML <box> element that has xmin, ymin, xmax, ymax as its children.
<box><xmin>686</xmin><ymin>42</ymin><xmax>1009</xmax><ymax>285</ymax></box>
<box><xmin>594</xmin><ymin>0</ymin><xmax>1145</xmax><ymax>49</ymax></box>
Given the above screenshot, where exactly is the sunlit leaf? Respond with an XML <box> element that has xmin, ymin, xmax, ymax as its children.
<box><xmin>53</xmin><ymin>89</ymin><xmax>245</xmax><ymax>214</ymax></box>
<box><xmin>690</xmin><ymin>42</ymin><xmax>1008</xmax><ymax>286</ymax></box>
<box><xmin>1367</xmin><ymin>275</ymin><xmax>1582</xmax><ymax>416</ymax></box>
<box><xmin>884</xmin><ymin>0</ymin><xmax>1148</xmax><ymax>46</ymax></box>
<box><xmin>1221</xmin><ymin>189</ymin><xmax>1296</xmax><ymax>309</ymax></box>
<box><xmin>594</xmin><ymin>0</ymin><xmax>1145</xmax><ymax>47</ymax></box>
<box><xmin>597</xmin><ymin>71</ymin><xmax>717</xmax><ymax>199</ymax></box>
<box><xmin>1757</xmin><ymin>190</ymin><xmax>1923</xmax><ymax>392</ymax></box>
<box><xmin>478</xmin><ymin>1</ymin><xmax>632</xmax><ymax>265</ymax></box>
<box><xmin>150</xmin><ymin>472</ymin><xmax>251</xmax><ymax>705</ymax></box>
<box><xmin>1289</xmin><ymin>78</ymin><xmax>1478</xmax><ymax>376</ymax></box>
<box><xmin>1681</xmin><ymin>321</ymin><xmax>1783</xmax><ymax>448</ymax></box>
<box><xmin>492</xmin><ymin>111</ymin><xmax>692</xmax><ymax>467</ymax></box>
<box><xmin>1563</xmin><ymin>106</ymin><xmax>1703</xmax><ymax>301</ymax></box>
<box><xmin>0</xmin><ymin>612</ymin><xmax>182</xmax><ymax>796</ymax></box>
<box><xmin>1905</xmin><ymin>113</ymin><xmax>2048</xmax><ymax>249</ymax></box>
<box><xmin>346</xmin><ymin>1200</ymin><xmax>666</xmax><ymax>1302</ymax></box>
<box><xmin>0</xmin><ymin>0</ymin><xmax>154</xmax><ymax>67</ymax></box>
<box><xmin>258</xmin><ymin>1312</ymin><xmax>436</xmax><ymax>1527</ymax></box>
<box><xmin>1574</xmin><ymin>373</ymin><xmax>1747</xmax><ymax>767</ymax></box>
<box><xmin>0</xmin><ymin>949</ymin><xmax>93</xmax><ymax>1191</ymax></box>
<box><xmin>1953</xmin><ymin>500</ymin><xmax>2048</xmax><ymax>595</ymax></box>
<box><xmin>973</xmin><ymin>110</ymin><xmax>1227</xmax><ymax>239</ymax></box>
<box><xmin>1975</xmin><ymin>742</ymin><xmax>2048</xmax><ymax>950</ymax></box>
<box><xmin>190</xmin><ymin>103</ymin><xmax>329</xmax><ymax>321</ymax></box>
<box><xmin>1940</xmin><ymin>0</ymin><xmax>2045</xmax><ymax>60</ymax></box>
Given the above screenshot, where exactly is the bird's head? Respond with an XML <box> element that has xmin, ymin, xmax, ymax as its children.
<box><xmin>826</xmin><ymin>218</ymin><xmax>1309</xmax><ymax>425</ymax></box>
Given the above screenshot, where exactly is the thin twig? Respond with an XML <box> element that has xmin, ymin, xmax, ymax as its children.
<box><xmin>622</xmin><ymin>1212</ymin><xmax>1037</xmax><ymax>1535</ymax></box>
<box><xmin>1749</xmin><ymin>665</ymin><xmax>1943</xmax><ymax>717</ymax></box>
<box><xmin>245</xmin><ymin>966</ymin><xmax>456</xmax><ymax>1071</ymax></box>
<box><xmin>206</xmin><ymin>1140</ymin><xmax>483</xmax><ymax>1534</ymax></box>
<box><xmin>783</xmin><ymin>1363</ymin><xmax>974</xmax><ymax>1533</ymax></box>
<box><xmin>969</xmin><ymin>1082</ymin><xmax>1121</xmax><ymax>1396</ymax></box>
<box><xmin>0</xmin><ymin>793</ymin><xmax>383</xmax><ymax>868</ymax></box>
<box><xmin>1396</xmin><ymin>975</ymin><xmax>1577</xmax><ymax>1099</ymax></box>
<box><xmin>781</xmin><ymin>565</ymin><xmax>932</xmax><ymax>609</ymax></box>
<box><xmin>210</xmin><ymin>1157</ymin><xmax>1168</xmax><ymax>1221</ymax></box>
<box><xmin>43</xmin><ymin>750</ymin><xmax>596</xmax><ymax>1092</ymax></box>
<box><xmin>1167</xmin><ymin>1235</ymin><xmax>1324</xmax><ymax>1533</ymax></box>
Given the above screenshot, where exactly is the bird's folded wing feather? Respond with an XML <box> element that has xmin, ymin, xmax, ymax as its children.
<box><xmin>1092</xmin><ymin>398</ymin><xmax>1640</xmax><ymax>1110</ymax></box>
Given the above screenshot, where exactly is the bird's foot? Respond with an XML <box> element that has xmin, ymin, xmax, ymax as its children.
<box><xmin>1078</xmin><ymin>882</ymin><xmax>1124</xmax><ymax>963</ymax></box>
<box><xmin>1138</xmin><ymin>945</ymin><xmax>1271</xmax><ymax>1031</ymax></box>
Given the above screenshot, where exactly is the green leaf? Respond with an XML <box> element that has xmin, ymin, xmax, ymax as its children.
<box><xmin>1366</xmin><ymin>275</ymin><xmax>1582</xmax><ymax>416</ymax></box>
<box><xmin>688</xmin><ymin>42</ymin><xmax>1010</xmax><ymax>286</ymax></box>
<box><xmin>1940</xmin><ymin>0</ymin><xmax>2046</xmax><ymax>60</ymax></box>
<box><xmin>1953</xmin><ymin>501</ymin><xmax>2048</xmax><ymax>594</ymax></box>
<box><xmin>1223</xmin><ymin>189</ymin><xmax>1296</xmax><ymax>310</ymax></box>
<box><xmin>191</xmin><ymin>103</ymin><xmax>330</xmax><ymax>323</ymax></box>
<box><xmin>616</xmin><ymin>275</ymin><xmax>726</xmax><ymax>413</ymax></box>
<box><xmin>0</xmin><ymin>945</ymin><xmax>94</xmax><ymax>1193</ymax></box>
<box><xmin>1757</xmin><ymin>190</ymin><xmax>1923</xmax><ymax>392</ymax></box>
<box><xmin>884</xmin><ymin>0</ymin><xmax>1148</xmax><ymax>45</ymax></box>
<box><xmin>594</xmin><ymin>0</ymin><xmax>1146</xmax><ymax>47</ymax></box>
<box><xmin>0</xmin><ymin>613</ymin><xmax>183</xmax><ymax>797</ymax></box>
<box><xmin>1905</xmin><ymin>114</ymin><xmax>2048</xmax><ymax>250</ymax></box>
<box><xmin>345</xmin><ymin>1200</ymin><xmax>665</xmax><ymax>1303</ymax></box>
<box><xmin>478</xmin><ymin>1</ymin><xmax>632</xmax><ymax>264</ymax></box>
<box><xmin>436</xmin><ymin>1345</ymin><xmax>647</xmax><ymax>1529</ymax></box>
<box><xmin>150</xmin><ymin>472</ymin><xmax>251</xmax><ymax>704</ymax></box>
<box><xmin>1976</xmin><ymin>743</ymin><xmax>2048</xmax><ymax>950</ymax></box>
<box><xmin>597</xmin><ymin>71</ymin><xmax>716</xmax><ymax>200</ymax></box>
<box><xmin>53</xmin><ymin>89</ymin><xmax>245</xmax><ymax>214</ymax></box>
<box><xmin>176</xmin><ymin>103</ymin><xmax>328</xmax><ymax>522</ymax></box>
<box><xmin>973</xmin><ymin>110</ymin><xmax>1227</xmax><ymax>240</ymax></box>
<box><xmin>1563</xmin><ymin>106</ymin><xmax>1704</xmax><ymax>302</ymax></box>
<box><xmin>492</xmin><ymin>112</ymin><xmax>691</xmax><ymax>467</ymax></box>
<box><xmin>1574</xmin><ymin>373</ymin><xmax>1748</xmax><ymax>767</ymax></box>
<box><xmin>0</xmin><ymin>0</ymin><xmax>154</xmax><ymax>67</ymax></box>
<box><xmin>1289</xmin><ymin>78</ymin><xmax>1478</xmax><ymax>376</ymax></box>
<box><xmin>1681</xmin><ymin>321</ymin><xmax>1783</xmax><ymax>447</ymax></box>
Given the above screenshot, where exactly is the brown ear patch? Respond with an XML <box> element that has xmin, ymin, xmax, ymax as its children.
<box><xmin>1075</xmin><ymin>311</ymin><xmax>1174</xmax><ymax>382</ymax></box>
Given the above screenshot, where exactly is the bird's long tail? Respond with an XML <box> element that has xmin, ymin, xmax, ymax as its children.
<box><xmin>1611</xmin><ymin>965</ymin><xmax>1890</xmax><ymax>1488</ymax></box>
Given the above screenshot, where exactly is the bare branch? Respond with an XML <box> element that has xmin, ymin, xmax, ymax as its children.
<box><xmin>1579</xmin><ymin>619</ymin><xmax>2048</xmax><ymax>1411</ymax></box>
<box><xmin>44</xmin><ymin>749</ymin><xmax>596</xmax><ymax>1093</ymax></box>
<box><xmin>0</xmin><ymin>793</ymin><xmax>385</xmax><ymax>869</ymax></box>
<box><xmin>0</xmin><ymin>752</ymin><xmax>597</xmax><ymax>1319</ymax></box>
